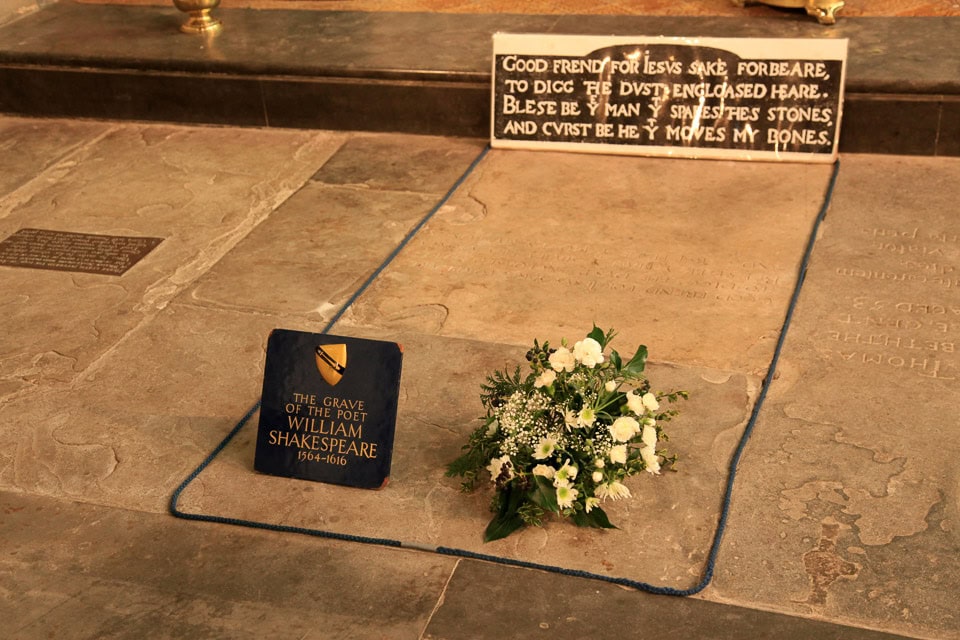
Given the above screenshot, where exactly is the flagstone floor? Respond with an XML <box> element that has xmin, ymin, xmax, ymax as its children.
<box><xmin>1</xmin><ymin>115</ymin><xmax>958</xmax><ymax>639</ymax></box>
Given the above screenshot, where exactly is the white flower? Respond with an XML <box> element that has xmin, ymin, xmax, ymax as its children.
<box><xmin>534</xmin><ymin>369</ymin><xmax>556</xmax><ymax>388</ymax></box>
<box><xmin>641</xmin><ymin>423</ymin><xmax>657</xmax><ymax>449</ymax></box>
<box><xmin>605</xmin><ymin>380</ymin><xmax>617</xmax><ymax>392</ymax></box>
<box><xmin>609</xmin><ymin>416</ymin><xmax>639</xmax><ymax>443</ymax></box>
<box><xmin>555</xmin><ymin>459</ymin><xmax>578</xmax><ymax>485</ymax></box>
<box><xmin>533</xmin><ymin>436</ymin><xmax>557</xmax><ymax>460</ymax></box>
<box><xmin>608</xmin><ymin>444</ymin><xmax>627</xmax><ymax>465</ymax></box>
<box><xmin>641</xmin><ymin>446</ymin><xmax>661</xmax><ymax>474</ymax></box>
<box><xmin>533</xmin><ymin>464</ymin><xmax>556</xmax><ymax>479</ymax></box>
<box><xmin>486</xmin><ymin>419</ymin><xmax>499</xmax><ymax>436</ymax></box>
<box><xmin>642</xmin><ymin>392</ymin><xmax>660</xmax><ymax>411</ymax></box>
<box><xmin>577</xmin><ymin>407</ymin><xmax>597</xmax><ymax>427</ymax></box>
<box><xmin>563</xmin><ymin>409</ymin><xmax>579</xmax><ymax>428</ymax></box>
<box><xmin>556</xmin><ymin>484</ymin><xmax>579</xmax><ymax>509</ymax></box>
<box><xmin>643</xmin><ymin>416</ymin><xmax>656</xmax><ymax>428</ymax></box>
<box><xmin>572</xmin><ymin>338</ymin><xmax>604</xmax><ymax>367</ymax></box>
<box><xmin>585</xmin><ymin>497</ymin><xmax>600</xmax><ymax>513</ymax></box>
<box><xmin>592</xmin><ymin>470</ymin><xmax>603</xmax><ymax>483</ymax></box>
<box><xmin>549</xmin><ymin>346</ymin><xmax>576</xmax><ymax>373</ymax></box>
<box><xmin>486</xmin><ymin>455</ymin><xmax>513</xmax><ymax>482</ymax></box>
<box><xmin>596</xmin><ymin>481</ymin><xmax>632</xmax><ymax>501</ymax></box>
<box><xmin>625</xmin><ymin>390</ymin><xmax>645</xmax><ymax>416</ymax></box>
<box><xmin>594</xmin><ymin>458</ymin><xmax>605</xmax><ymax>469</ymax></box>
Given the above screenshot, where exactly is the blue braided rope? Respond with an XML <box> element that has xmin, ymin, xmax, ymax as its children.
<box><xmin>169</xmin><ymin>145</ymin><xmax>489</xmax><ymax>518</ymax></box>
<box><xmin>171</xmin><ymin>155</ymin><xmax>841</xmax><ymax>598</ymax></box>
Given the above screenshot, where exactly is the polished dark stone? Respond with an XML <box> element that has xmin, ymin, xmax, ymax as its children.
<box><xmin>0</xmin><ymin>1</ymin><xmax>957</xmax><ymax>155</ymax></box>
<box><xmin>840</xmin><ymin>94</ymin><xmax>943</xmax><ymax>156</ymax></box>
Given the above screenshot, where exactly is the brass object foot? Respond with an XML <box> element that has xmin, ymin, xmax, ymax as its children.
<box><xmin>172</xmin><ymin>0</ymin><xmax>222</xmax><ymax>34</ymax></box>
<box><xmin>731</xmin><ymin>0</ymin><xmax>844</xmax><ymax>25</ymax></box>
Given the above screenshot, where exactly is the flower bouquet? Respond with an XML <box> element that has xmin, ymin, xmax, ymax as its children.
<box><xmin>446</xmin><ymin>326</ymin><xmax>686</xmax><ymax>542</ymax></box>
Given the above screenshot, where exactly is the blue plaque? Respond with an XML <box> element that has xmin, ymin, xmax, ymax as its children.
<box><xmin>254</xmin><ymin>329</ymin><xmax>403</xmax><ymax>489</ymax></box>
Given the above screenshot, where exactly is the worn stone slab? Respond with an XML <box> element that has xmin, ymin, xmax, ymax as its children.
<box><xmin>176</xmin><ymin>329</ymin><xmax>752</xmax><ymax>591</ymax></box>
<box><xmin>423</xmin><ymin>560</ymin><xmax>912</xmax><ymax>640</ymax></box>
<box><xmin>0</xmin><ymin>122</ymin><xmax>346</xmax><ymax>400</ymax></box>
<box><xmin>186</xmin><ymin>133</ymin><xmax>487</xmax><ymax>316</ymax></box>
<box><xmin>0</xmin><ymin>304</ymin><xmax>308</xmax><ymax>511</ymax></box>
<box><xmin>343</xmin><ymin>150</ymin><xmax>835</xmax><ymax>375</ymax></box>
<box><xmin>0</xmin><ymin>0</ymin><xmax>46</xmax><ymax>26</ymax></box>
<box><xmin>0</xmin><ymin>132</ymin><xmax>486</xmax><ymax>510</ymax></box>
<box><xmin>1</xmin><ymin>491</ymin><xmax>455</xmax><ymax>639</ymax></box>
<box><xmin>0</xmin><ymin>116</ymin><xmax>109</xmax><ymax>210</ymax></box>
<box><xmin>713</xmin><ymin>156</ymin><xmax>960</xmax><ymax>639</ymax></box>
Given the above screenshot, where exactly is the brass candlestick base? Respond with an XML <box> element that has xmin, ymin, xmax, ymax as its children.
<box><xmin>173</xmin><ymin>0</ymin><xmax>222</xmax><ymax>34</ymax></box>
<box><xmin>731</xmin><ymin>0</ymin><xmax>844</xmax><ymax>25</ymax></box>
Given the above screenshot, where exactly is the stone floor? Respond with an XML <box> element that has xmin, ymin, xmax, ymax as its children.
<box><xmin>1</xmin><ymin>115</ymin><xmax>958</xmax><ymax>639</ymax></box>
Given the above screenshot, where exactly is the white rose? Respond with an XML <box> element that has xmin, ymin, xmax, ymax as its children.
<box><xmin>640</xmin><ymin>446</ymin><xmax>661</xmax><ymax>475</ymax></box>
<box><xmin>532</xmin><ymin>464</ymin><xmax>556</xmax><ymax>479</ymax></box>
<box><xmin>642</xmin><ymin>392</ymin><xmax>660</xmax><ymax>412</ymax></box>
<box><xmin>625</xmin><ymin>390</ymin><xmax>645</xmax><ymax>416</ymax></box>
<box><xmin>641</xmin><ymin>423</ymin><xmax>657</xmax><ymax>449</ymax></box>
<box><xmin>548</xmin><ymin>346</ymin><xmax>576</xmax><ymax>373</ymax></box>
<box><xmin>609</xmin><ymin>416</ymin><xmax>639</xmax><ymax>443</ymax></box>
<box><xmin>534</xmin><ymin>369</ymin><xmax>556</xmax><ymax>388</ymax></box>
<box><xmin>572</xmin><ymin>338</ymin><xmax>604</xmax><ymax>368</ymax></box>
<box><xmin>592</xmin><ymin>470</ymin><xmax>604</xmax><ymax>483</ymax></box>
<box><xmin>608</xmin><ymin>444</ymin><xmax>627</xmax><ymax>465</ymax></box>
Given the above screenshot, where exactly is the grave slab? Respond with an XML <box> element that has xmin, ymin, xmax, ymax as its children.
<box><xmin>175</xmin><ymin>328</ymin><xmax>753</xmax><ymax>592</ymax></box>
<box><xmin>186</xmin><ymin>133</ymin><xmax>487</xmax><ymax>316</ymax></box>
<box><xmin>0</xmin><ymin>121</ymin><xmax>346</xmax><ymax>401</ymax></box>
<box><xmin>1</xmin><ymin>491</ymin><xmax>455</xmax><ymax>639</ymax></box>
<box><xmin>422</xmin><ymin>559</ymin><xmax>912</xmax><ymax>640</ymax></box>
<box><xmin>712</xmin><ymin>155</ymin><xmax>960</xmax><ymax>639</ymax></box>
<box><xmin>0</xmin><ymin>117</ymin><xmax>108</xmax><ymax>213</ymax></box>
<box><xmin>342</xmin><ymin>149</ymin><xmax>836</xmax><ymax>375</ymax></box>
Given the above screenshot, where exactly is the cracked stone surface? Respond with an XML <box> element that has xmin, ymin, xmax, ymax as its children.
<box><xmin>0</xmin><ymin>122</ymin><xmax>346</xmax><ymax>402</ymax></box>
<box><xmin>1</xmin><ymin>491</ymin><xmax>455</xmax><ymax>639</ymax></box>
<box><xmin>342</xmin><ymin>149</ymin><xmax>835</xmax><ymax>375</ymax></box>
<box><xmin>1</xmin><ymin>117</ymin><xmax>954</xmax><ymax>639</ymax></box>
<box><xmin>713</xmin><ymin>155</ymin><xmax>960</xmax><ymax>638</ymax></box>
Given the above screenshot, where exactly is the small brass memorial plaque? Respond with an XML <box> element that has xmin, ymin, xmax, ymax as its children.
<box><xmin>254</xmin><ymin>329</ymin><xmax>404</xmax><ymax>489</ymax></box>
<box><xmin>0</xmin><ymin>228</ymin><xmax>162</xmax><ymax>276</ymax></box>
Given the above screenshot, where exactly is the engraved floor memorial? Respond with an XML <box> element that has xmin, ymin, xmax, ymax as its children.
<box><xmin>1</xmin><ymin>116</ymin><xmax>958</xmax><ymax>639</ymax></box>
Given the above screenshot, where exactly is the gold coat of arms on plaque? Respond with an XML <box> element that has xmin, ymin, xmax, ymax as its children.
<box><xmin>315</xmin><ymin>344</ymin><xmax>347</xmax><ymax>386</ymax></box>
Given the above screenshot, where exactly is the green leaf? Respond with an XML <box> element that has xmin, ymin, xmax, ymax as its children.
<box><xmin>586</xmin><ymin>506</ymin><xmax>617</xmax><ymax>529</ymax></box>
<box><xmin>571</xmin><ymin>506</ymin><xmax>618</xmax><ymax>529</ymax></box>
<box><xmin>609</xmin><ymin>349</ymin><xmax>622</xmax><ymax>371</ymax></box>
<box><xmin>484</xmin><ymin>512</ymin><xmax>526</xmax><ymax>542</ymax></box>
<box><xmin>530</xmin><ymin>476</ymin><xmax>559</xmax><ymax>513</ymax></box>
<box><xmin>622</xmin><ymin>344</ymin><xmax>648</xmax><ymax>376</ymax></box>
<box><xmin>484</xmin><ymin>483</ymin><xmax>528</xmax><ymax>542</ymax></box>
<box><xmin>587</xmin><ymin>325</ymin><xmax>606</xmax><ymax>346</ymax></box>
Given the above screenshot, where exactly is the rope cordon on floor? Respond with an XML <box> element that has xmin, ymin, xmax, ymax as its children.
<box><xmin>170</xmin><ymin>149</ymin><xmax>841</xmax><ymax>596</ymax></box>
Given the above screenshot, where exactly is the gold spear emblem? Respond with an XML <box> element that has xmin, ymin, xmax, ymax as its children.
<box><xmin>315</xmin><ymin>344</ymin><xmax>347</xmax><ymax>386</ymax></box>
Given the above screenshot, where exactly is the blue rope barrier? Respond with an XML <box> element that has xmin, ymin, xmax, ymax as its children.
<box><xmin>171</xmin><ymin>155</ymin><xmax>841</xmax><ymax>597</ymax></box>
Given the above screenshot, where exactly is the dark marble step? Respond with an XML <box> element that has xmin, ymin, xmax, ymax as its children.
<box><xmin>0</xmin><ymin>1</ymin><xmax>957</xmax><ymax>155</ymax></box>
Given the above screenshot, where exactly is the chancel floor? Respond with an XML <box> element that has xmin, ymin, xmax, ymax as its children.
<box><xmin>1</xmin><ymin>0</ymin><xmax>959</xmax><ymax>637</ymax></box>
